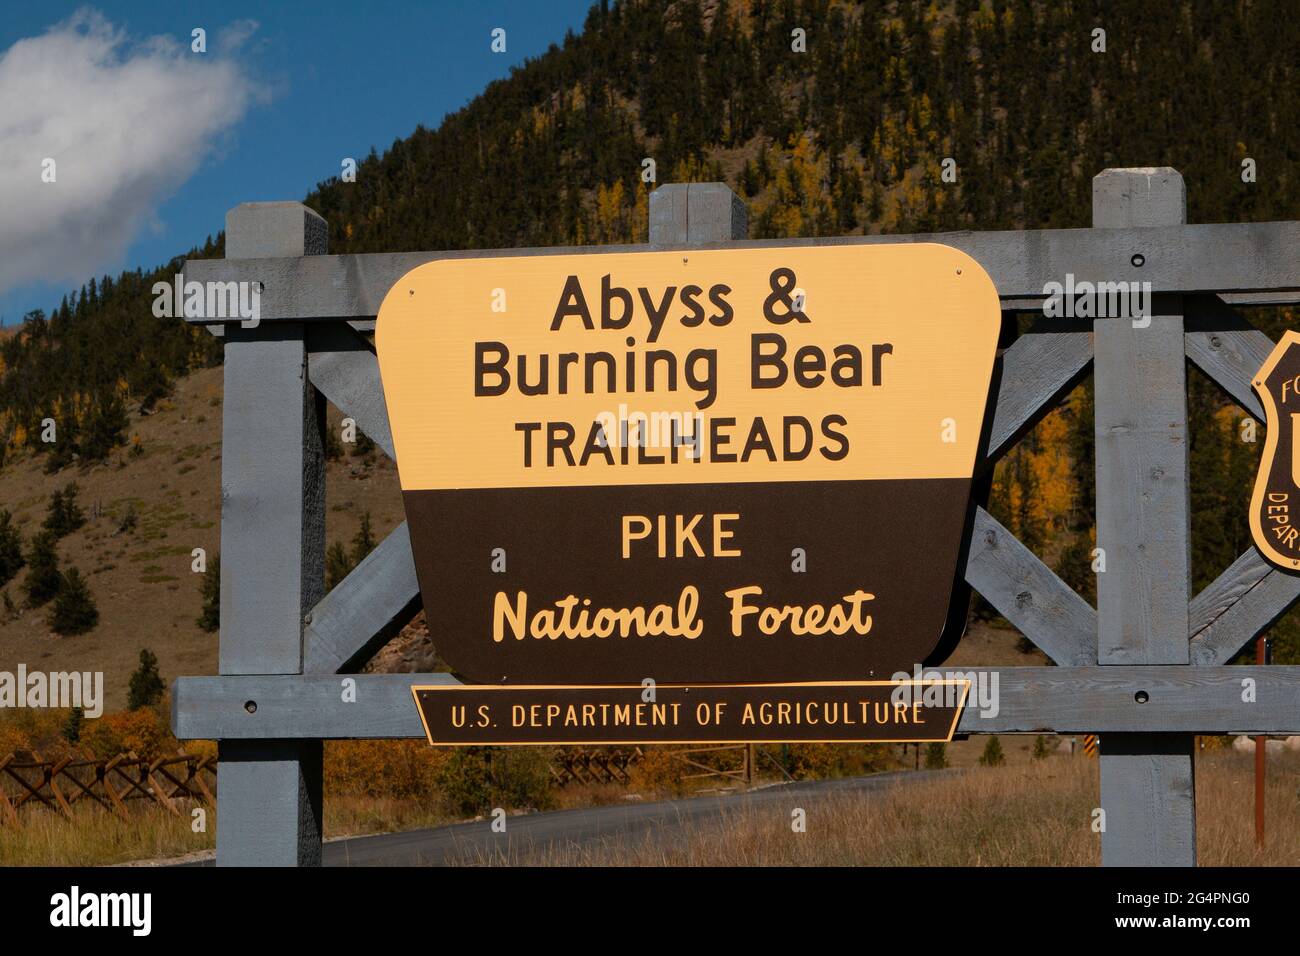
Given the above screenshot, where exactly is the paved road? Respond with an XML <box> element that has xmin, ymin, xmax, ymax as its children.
<box><xmin>317</xmin><ymin>769</ymin><xmax>945</xmax><ymax>866</ymax></box>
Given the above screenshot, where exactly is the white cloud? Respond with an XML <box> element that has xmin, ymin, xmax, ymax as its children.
<box><xmin>0</xmin><ymin>10</ymin><xmax>259</xmax><ymax>298</ymax></box>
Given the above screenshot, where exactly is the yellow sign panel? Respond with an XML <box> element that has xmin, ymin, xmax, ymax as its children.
<box><xmin>377</xmin><ymin>245</ymin><xmax>1000</xmax><ymax>490</ymax></box>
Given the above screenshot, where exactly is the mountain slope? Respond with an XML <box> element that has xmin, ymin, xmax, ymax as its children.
<box><xmin>2</xmin><ymin>0</ymin><xmax>1300</xmax><ymax>698</ymax></box>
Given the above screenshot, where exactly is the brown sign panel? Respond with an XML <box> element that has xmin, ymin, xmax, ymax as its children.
<box><xmin>411</xmin><ymin>681</ymin><xmax>969</xmax><ymax>745</ymax></box>
<box><xmin>1251</xmin><ymin>330</ymin><xmax>1300</xmax><ymax>571</ymax></box>
<box><xmin>377</xmin><ymin>245</ymin><xmax>1001</xmax><ymax>684</ymax></box>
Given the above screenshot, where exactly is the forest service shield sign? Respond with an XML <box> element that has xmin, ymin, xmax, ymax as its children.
<box><xmin>1250</xmin><ymin>330</ymin><xmax>1300</xmax><ymax>571</ymax></box>
<box><xmin>376</xmin><ymin>243</ymin><xmax>1002</xmax><ymax>685</ymax></box>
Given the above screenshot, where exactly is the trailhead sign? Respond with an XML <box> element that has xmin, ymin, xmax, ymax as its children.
<box><xmin>376</xmin><ymin>244</ymin><xmax>1000</xmax><ymax>743</ymax></box>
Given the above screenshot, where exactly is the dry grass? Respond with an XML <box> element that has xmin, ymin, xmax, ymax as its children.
<box><xmin>0</xmin><ymin>795</ymin><xmax>458</xmax><ymax>866</ymax></box>
<box><xmin>5</xmin><ymin>748</ymin><xmax>1297</xmax><ymax>867</ymax></box>
<box><xmin>0</xmin><ymin>803</ymin><xmax>212</xmax><ymax>867</ymax></box>
<box><xmin>324</xmin><ymin>795</ymin><xmax>450</xmax><ymax>838</ymax></box>
<box><xmin>469</xmin><ymin>750</ymin><xmax>1300</xmax><ymax>866</ymax></box>
<box><xmin>1198</xmin><ymin>748</ymin><xmax>1300</xmax><ymax>865</ymax></box>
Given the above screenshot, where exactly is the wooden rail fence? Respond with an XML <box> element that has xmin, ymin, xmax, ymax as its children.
<box><xmin>0</xmin><ymin>750</ymin><xmax>216</xmax><ymax>824</ymax></box>
<box><xmin>549</xmin><ymin>748</ymin><xmax>642</xmax><ymax>786</ymax></box>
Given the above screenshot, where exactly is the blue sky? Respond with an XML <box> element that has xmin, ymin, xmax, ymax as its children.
<box><xmin>0</xmin><ymin>0</ymin><xmax>595</xmax><ymax>325</ymax></box>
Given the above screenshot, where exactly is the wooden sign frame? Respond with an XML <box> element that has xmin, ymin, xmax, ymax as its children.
<box><xmin>170</xmin><ymin>170</ymin><xmax>1300</xmax><ymax>868</ymax></box>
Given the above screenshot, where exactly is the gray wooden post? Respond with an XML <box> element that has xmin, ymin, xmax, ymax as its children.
<box><xmin>216</xmin><ymin>202</ymin><xmax>328</xmax><ymax>866</ymax></box>
<box><xmin>649</xmin><ymin>183</ymin><xmax>748</xmax><ymax>245</ymax></box>
<box><xmin>1093</xmin><ymin>168</ymin><xmax>1197</xmax><ymax>865</ymax></box>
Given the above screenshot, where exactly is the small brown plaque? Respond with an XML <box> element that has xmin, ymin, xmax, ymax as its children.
<box><xmin>1250</xmin><ymin>330</ymin><xmax>1300</xmax><ymax>571</ymax></box>
<box><xmin>411</xmin><ymin>680</ymin><xmax>969</xmax><ymax>746</ymax></box>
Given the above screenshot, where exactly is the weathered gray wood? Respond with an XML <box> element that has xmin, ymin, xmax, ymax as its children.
<box><xmin>181</xmin><ymin>219</ymin><xmax>1300</xmax><ymax>324</ymax></box>
<box><xmin>1098</xmin><ymin>735</ymin><xmax>1197</xmax><ymax>867</ymax></box>
<box><xmin>216</xmin><ymin>201</ymin><xmax>327</xmax><ymax>867</ymax></box>
<box><xmin>984</xmin><ymin>327</ymin><xmax>1092</xmax><ymax>464</ymax></box>
<box><xmin>1092</xmin><ymin>167</ymin><xmax>1194</xmax><ymax>868</ymax></box>
<box><xmin>306</xmin><ymin>323</ymin><xmax>395</xmax><ymax>459</ymax></box>
<box><xmin>303</xmin><ymin>522</ymin><xmax>422</xmax><ymax>674</ymax></box>
<box><xmin>1092</xmin><ymin>167</ymin><xmax>1187</xmax><ymax>228</ymax></box>
<box><xmin>170</xmin><ymin>666</ymin><xmax>1300</xmax><ymax>739</ymax></box>
<box><xmin>1002</xmin><ymin>291</ymin><xmax>1300</xmax><ymax>312</ymax></box>
<box><xmin>1185</xmin><ymin>330</ymin><xmax>1271</xmax><ymax>419</ymax></box>
<box><xmin>1094</xmin><ymin>312</ymin><xmax>1191</xmax><ymax>664</ymax></box>
<box><xmin>219</xmin><ymin>324</ymin><xmax>324</xmax><ymax>671</ymax></box>
<box><xmin>649</xmin><ymin>182</ymin><xmax>748</xmax><ymax>245</ymax></box>
<box><xmin>1220</xmin><ymin>291</ymin><xmax>1300</xmax><ymax>307</ymax></box>
<box><xmin>964</xmin><ymin>507</ymin><xmax>1096</xmax><ymax>666</ymax></box>
<box><xmin>226</xmin><ymin>202</ymin><xmax>328</xmax><ymax>259</ymax></box>
<box><xmin>1093</xmin><ymin>192</ymin><xmax>1191</xmax><ymax>664</ymax></box>
<box><xmin>1184</xmin><ymin>297</ymin><xmax>1274</xmax><ymax>420</ymax></box>
<box><xmin>216</xmin><ymin>741</ymin><xmax>323</xmax><ymax>867</ymax></box>
<box><xmin>220</xmin><ymin>207</ymin><xmax>328</xmax><ymax>671</ymax></box>
<box><xmin>1188</xmin><ymin>548</ymin><xmax>1274</xmax><ymax>638</ymax></box>
<box><xmin>1190</xmin><ymin>561</ymin><xmax>1300</xmax><ymax>665</ymax></box>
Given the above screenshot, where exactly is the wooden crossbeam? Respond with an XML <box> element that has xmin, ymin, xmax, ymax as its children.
<box><xmin>182</xmin><ymin>219</ymin><xmax>1300</xmax><ymax>325</ymax></box>
<box><xmin>964</xmin><ymin>507</ymin><xmax>1097</xmax><ymax>666</ymax></box>
<box><xmin>170</xmin><ymin>667</ymin><xmax>1300</xmax><ymax>739</ymax></box>
<box><xmin>1190</xmin><ymin>549</ymin><xmax>1273</xmax><ymax>639</ymax></box>
<box><xmin>1184</xmin><ymin>295</ymin><xmax>1275</xmax><ymax>419</ymax></box>
<box><xmin>982</xmin><ymin>325</ymin><xmax>1092</xmax><ymax>466</ymax></box>
<box><xmin>306</xmin><ymin>323</ymin><xmax>395</xmax><ymax>459</ymax></box>
<box><xmin>302</xmin><ymin>521</ymin><xmax>422</xmax><ymax>674</ymax></box>
<box><xmin>1191</xmin><ymin>555</ymin><xmax>1300</xmax><ymax>665</ymax></box>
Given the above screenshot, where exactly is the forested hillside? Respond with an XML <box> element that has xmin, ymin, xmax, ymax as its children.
<box><xmin>2</xmin><ymin>0</ymin><xmax>1297</xmax><ymax>656</ymax></box>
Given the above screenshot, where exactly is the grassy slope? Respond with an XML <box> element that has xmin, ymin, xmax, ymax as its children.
<box><xmin>0</xmin><ymin>366</ymin><xmax>406</xmax><ymax>710</ymax></box>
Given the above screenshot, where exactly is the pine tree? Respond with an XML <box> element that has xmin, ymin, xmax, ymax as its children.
<box><xmin>324</xmin><ymin>425</ymin><xmax>344</xmax><ymax>460</ymax></box>
<box><xmin>43</xmin><ymin>487</ymin><xmax>65</xmax><ymax>532</ymax></box>
<box><xmin>1056</xmin><ymin>531</ymin><xmax>1096</xmax><ymax>605</ymax></box>
<box><xmin>23</xmin><ymin>532</ymin><xmax>61</xmax><ymax>608</ymax></box>
<box><xmin>135</xmin><ymin>364</ymin><xmax>172</xmax><ymax>414</ymax></box>
<box><xmin>351</xmin><ymin>428</ymin><xmax>376</xmax><ymax>462</ymax></box>
<box><xmin>326</xmin><ymin>541</ymin><xmax>354</xmax><ymax>590</ymax></box>
<box><xmin>117</xmin><ymin>502</ymin><xmax>138</xmax><ymax>534</ymax></box>
<box><xmin>197</xmin><ymin>553</ymin><xmax>220</xmax><ymax>632</ymax></box>
<box><xmin>127</xmin><ymin>649</ymin><xmax>165</xmax><ymax>710</ymax></box>
<box><xmin>0</xmin><ymin>509</ymin><xmax>24</xmax><ymax>587</ymax></box>
<box><xmin>351</xmin><ymin>512</ymin><xmax>376</xmax><ymax>565</ymax></box>
<box><xmin>1032</xmin><ymin>735</ymin><xmax>1051</xmax><ymax>760</ymax></box>
<box><xmin>979</xmin><ymin>736</ymin><xmax>1006</xmax><ymax>767</ymax></box>
<box><xmin>49</xmin><ymin>567</ymin><xmax>99</xmax><ymax>635</ymax></box>
<box><xmin>43</xmin><ymin>482</ymin><xmax>86</xmax><ymax>538</ymax></box>
<box><xmin>80</xmin><ymin>394</ymin><xmax>129</xmax><ymax>461</ymax></box>
<box><xmin>62</xmin><ymin>706</ymin><xmax>84</xmax><ymax>743</ymax></box>
<box><xmin>924</xmin><ymin>742</ymin><xmax>948</xmax><ymax>769</ymax></box>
